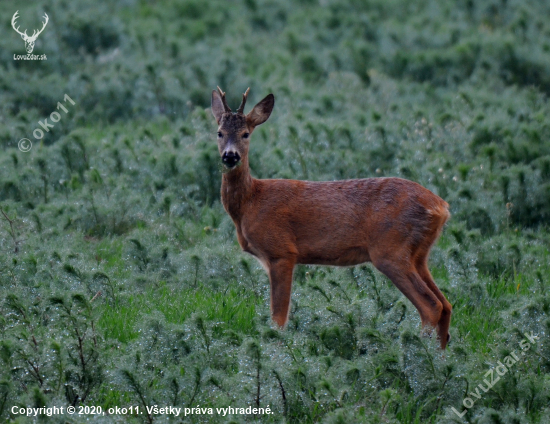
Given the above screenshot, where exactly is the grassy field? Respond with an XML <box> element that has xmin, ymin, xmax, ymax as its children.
<box><xmin>1</xmin><ymin>0</ymin><xmax>550</xmax><ymax>422</ymax></box>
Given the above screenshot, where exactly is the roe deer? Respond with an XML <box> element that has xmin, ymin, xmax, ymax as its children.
<box><xmin>211</xmin><ymin>87</ymin><xmax>452</xmax><ymax>349</ymax></box>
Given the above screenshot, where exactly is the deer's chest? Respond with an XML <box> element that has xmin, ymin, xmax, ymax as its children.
<box><xmin>235</xmin><ymin>225</ymin><xmax>271</xmax><ymax>271</ymax></box>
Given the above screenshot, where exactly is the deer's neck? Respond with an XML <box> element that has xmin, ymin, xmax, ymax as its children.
<box><xmin>221</xmin><ymin>156</ymin><xmax>254</xmax><ymax>222</ymax></box>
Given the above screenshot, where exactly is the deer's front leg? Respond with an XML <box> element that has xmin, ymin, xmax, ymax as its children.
<box><xmin>268</xmin><ymin>257</ymin><xmax>296</xmax><ymax>327</ymax></box>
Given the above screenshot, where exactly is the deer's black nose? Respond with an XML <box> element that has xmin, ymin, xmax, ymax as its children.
<box><xmin>222</xmin><ymin>151</ymin><xmax>240</xmax><ymax>168</ymax></box>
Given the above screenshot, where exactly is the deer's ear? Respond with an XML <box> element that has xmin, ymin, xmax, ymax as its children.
<box><xmin>246</xmin><ymin>94</ymin><xmax>274</xmax><ymax>128</ymax></box>
<box><xmin>211</xmin><ymin>90</ymin><xmax>225</xmax><ymax>124</ymax></box>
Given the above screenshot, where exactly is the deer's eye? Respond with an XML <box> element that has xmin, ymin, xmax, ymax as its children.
<box><xmin>217</xmin><ymin>132</ymin><xmax>223</xmax><ymax>138</ymax></box>
<box><xmin>243</xmin><ymin>133</ymin><xmax>249</xmax><ymax>139</ymax></box>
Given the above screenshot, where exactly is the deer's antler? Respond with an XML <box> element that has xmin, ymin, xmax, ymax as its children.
<box><xmin>11</xmin><ymin>11</ymin><xmax>28</xmax><ymax>38</ymax></box>
<box><xmin>237</xmin><ymin>87</ymin><xmax>250</xmax><ymax>114</ymax></box>
<box><xmin>216</xmin><ymin>86</ymin><xmax>232</xmax><ymax>113</ymax></box>
<box><xmin>29</xmin><ymin>13</ymin><xmax>49</xmax><ymax>41</ymax></box>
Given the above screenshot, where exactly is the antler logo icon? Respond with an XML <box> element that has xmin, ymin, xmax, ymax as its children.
<box><xmin>11</xmin><ymin>10</ymin><xmax>49</xmax><ymax>54</ymax></box>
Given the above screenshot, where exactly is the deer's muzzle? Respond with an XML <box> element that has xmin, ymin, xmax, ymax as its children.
<box><xmin>222</xmin><ymin>151</ymin><xmax>240</xmax><ymax>168</ymax></box>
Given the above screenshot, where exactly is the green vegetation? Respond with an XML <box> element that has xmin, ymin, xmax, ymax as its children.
<box><xmin>1</xmin><ymin>0</ymin><xmax>550</xmax><ymax>422</ymax></box>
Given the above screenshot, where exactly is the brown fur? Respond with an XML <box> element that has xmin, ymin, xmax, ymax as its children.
<box><xmin>211</xmin><ymin>89</ymin><xmax>452</xmax><ymax>349</ymax></box>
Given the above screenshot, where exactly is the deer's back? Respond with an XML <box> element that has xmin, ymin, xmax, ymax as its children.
<box><xmin>237</xmin><ymin>177</ymin><xmax>449</xmax><ymax>266</ymax></box>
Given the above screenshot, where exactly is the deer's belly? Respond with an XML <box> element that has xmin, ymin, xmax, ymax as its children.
<box><xmin>297</xmin><ymin>246</ymin><xmax>371</xmax><ymax>266</ymax></box>
<box><xmin>240</xmin><ymin>224</ymin><xmax>371</xmax><ymax>268</ymax></box>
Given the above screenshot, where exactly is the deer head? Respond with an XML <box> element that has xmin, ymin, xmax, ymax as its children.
<box><xmin>12</xmin><ymin>11</ymin><xmax>49</xmax><ymax>54</ymax></box>
<box><xmin>211</xmin><ymin>87</ymin><xmax>274</xmax><ymax>169</ymax></box>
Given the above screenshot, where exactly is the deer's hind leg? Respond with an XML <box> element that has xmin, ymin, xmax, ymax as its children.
<box><xmin>415</xmin><ymin>255</ymin><xmax>452</xmax><ymax>349</ymax></box>
<box><xmin>411</xmin><ymin>210</ymin><xmax>452</xmax><ymax>348</ymax></box>
<box><xmin>372</xmin><ymin>254</ymin><xmax>443</xmax><ymax>340</ymax></box>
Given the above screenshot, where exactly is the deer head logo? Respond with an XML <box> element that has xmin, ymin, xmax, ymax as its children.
<box><xmin>11</xmin><ymin>11</ymin><xmax>49</xmax><ymax>54</ymax></box>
